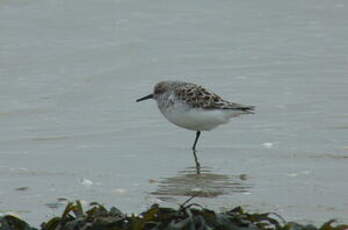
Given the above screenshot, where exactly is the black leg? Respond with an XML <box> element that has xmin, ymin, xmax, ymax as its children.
<box><xmin>193</xmin><ymin>149</ymin><xmax>201</xmax><ymax>174</ymax></box>
<box><xmin>192</xmin><ymin>131</ymin><xmax>201</xmax><ymax>174</ymax></box>
<box><xmin>192</xmin><ymin>131</ymin><xmax>201</xmax><ymax>151</ymax></box>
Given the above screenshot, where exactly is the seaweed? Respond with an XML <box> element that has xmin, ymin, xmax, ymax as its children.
<box><xmin>0</xmin><ymin>215</ymin><xmax>37</xmax><ymax>230</ymax></box>
<box><xmin>1</xmin><ymin>200</ymin><xmax>347</xmax><ymax>230</ymax></box>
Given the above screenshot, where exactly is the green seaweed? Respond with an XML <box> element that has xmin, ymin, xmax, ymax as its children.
<box><xmin>1</xmin><ymin>200</ymin><xmax>347</xmax><ymax>230</ymax></box>
<box><xmin>0</xmin><ymin>215</ymin><xmax>37</xmax><ymax>230</ymax></box>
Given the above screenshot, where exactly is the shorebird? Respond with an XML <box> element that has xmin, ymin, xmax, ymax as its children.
<box><xmin>136</xmin><ymin>81</ymin><xmax>255</xmax><ymax>152</ymax></box>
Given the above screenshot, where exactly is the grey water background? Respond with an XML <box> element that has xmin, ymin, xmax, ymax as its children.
<box><xmin>1</xmin><ymin>0</ymin><xmax>348</xmax><ymax>226</ymax></box>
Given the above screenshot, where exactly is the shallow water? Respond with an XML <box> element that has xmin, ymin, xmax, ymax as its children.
<box><xmin>0</xmin><ymin>0</ymin><xmax>348</xmax><ymax>226</ymax></box>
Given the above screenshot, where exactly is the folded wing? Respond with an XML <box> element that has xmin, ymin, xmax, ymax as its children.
<box><xmin>174</xmin><ymin>84</ymin><xmax>255</xmax><ymax>113</ymax></box>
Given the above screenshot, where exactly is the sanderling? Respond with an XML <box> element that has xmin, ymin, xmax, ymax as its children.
<box><xmin>136</xmin><ymin>81</ymin><xmax>255</xmax><ymax>152</ymax></box>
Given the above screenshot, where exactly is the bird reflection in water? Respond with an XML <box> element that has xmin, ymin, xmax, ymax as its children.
<box><xmin>192</xmin><ymin>149</ymin><xmax>201</xmax><ymax>174</ymax></box>
<box><xmin>150</xmin><ymin>165</ymin><xmax>252</xmax><ymax>199</ymax></box>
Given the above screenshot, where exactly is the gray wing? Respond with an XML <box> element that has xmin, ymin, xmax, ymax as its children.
<box><xmin>174</xmin><ymin>84</ymin><xmax>255</xmax><ymax>113</ymax></box>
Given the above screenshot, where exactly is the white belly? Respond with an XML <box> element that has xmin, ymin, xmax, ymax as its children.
<box><xmin>159</xmin><ymin>104</ymin><xmax>234</xmax><ymax>131</ymax></box>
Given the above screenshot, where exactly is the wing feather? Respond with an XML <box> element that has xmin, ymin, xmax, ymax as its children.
<box><xmin>174</xmin><ymin>83</ymin><xmax>255</xmax><ymax>113</ymax></box>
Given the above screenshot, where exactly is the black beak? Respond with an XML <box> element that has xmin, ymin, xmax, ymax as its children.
<box><xmin>136</xmin><ymin>94</ymin><xmax>153</xmax><ymax>102</ymax></box>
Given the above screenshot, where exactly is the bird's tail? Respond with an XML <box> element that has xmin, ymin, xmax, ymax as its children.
<box><xmin>241</xmin><ymin>105</ymin><xmax>255</xmax><ymax>114</ymax></box>
<box><xmin>226</xmin><ymin>104</ymin><xmax>255</xmax><ymax>114</ymax></box>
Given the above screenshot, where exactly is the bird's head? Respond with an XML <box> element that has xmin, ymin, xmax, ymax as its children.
<box><xmin>136</xmin><ymin>81</ymin><xmax>171</xmax><ymax>102</ymax></box>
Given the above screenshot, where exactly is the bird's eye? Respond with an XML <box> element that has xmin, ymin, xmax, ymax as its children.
<box><xmin>155</xmin><ymin>86</ymin><xmax>165</xmax><ymax>95</ymax></box>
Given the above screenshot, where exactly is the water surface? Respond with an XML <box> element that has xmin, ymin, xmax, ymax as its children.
<box><xmin>0</xmin><ymin>0</ymin><xmax>347</xmax><ymax>226</ymax></box>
